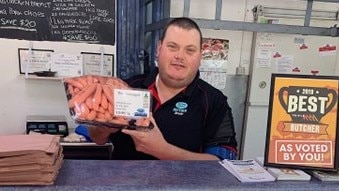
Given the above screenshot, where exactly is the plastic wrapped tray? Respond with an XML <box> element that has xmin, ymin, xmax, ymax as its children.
<box><xmin>63</xmin><ymin>75</ymin><xmax>152</xmax><ymax>130</ymax></box>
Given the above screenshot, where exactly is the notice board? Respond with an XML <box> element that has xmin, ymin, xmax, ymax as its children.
<box><xmin>264</xmin><ymin>74</ymin><xmax>339</xmax><ymax>171</ymax></box>
<box><xmin>0</xmin><ymin>0</ymin><xmax>115</xmax><ymax>45</ymax></box>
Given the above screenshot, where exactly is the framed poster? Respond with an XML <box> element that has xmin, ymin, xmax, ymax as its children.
<box><xmin>81</xmin><ymin>52</ymin><xmax>114</xmax><ymax>76</ymax></box>
<box><xmin>51</xmin><ymin>53</ymin><xmax>83</xmax><ymax>77</ymax></box>
<box><xmin>264</xmin><ymin>73</ymin><xmax>339</xmax><ymax>171</ymax></box>
<box><xmin>18</xmin><ymin>48</ymin><xmax>54</xmax><ymax>74</ymax></box>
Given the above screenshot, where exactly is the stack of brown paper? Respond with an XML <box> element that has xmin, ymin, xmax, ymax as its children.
<box><xmin>0</xmin><ymin>134</ymin><xmax>63</xmax><ymax>185</ymax></box>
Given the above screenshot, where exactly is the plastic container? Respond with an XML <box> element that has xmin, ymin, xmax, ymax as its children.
<box><xmin>63</xmin><ymin>75</ymin><xmax>152</xmax><ymax>130</ymax></box>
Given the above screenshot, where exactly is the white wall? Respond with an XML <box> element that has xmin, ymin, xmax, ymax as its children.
<box><xmin>170</xmin><ymin>0</ymin><xmax>251</xmax><ymax>75</ymax></box>
<box><xmin>0</xmin><ymin>38</ymin><xmax>115</xmax><ymax>134</ymax></box>
<box><xmin>241</xmin><ymin>0</ymin><xmax>339</xmax><ymax>159</ymax></box>
<box><xmin>171</xmin><ymin>0</ymin><xmax>339</xmax><ymax>159</ymax></box>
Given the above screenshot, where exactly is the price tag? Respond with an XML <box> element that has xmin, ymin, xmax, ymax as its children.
<box><xmin>113</xmin><ymin>89</ymin><xmax>151</xmax><ymax>118</ymax></box>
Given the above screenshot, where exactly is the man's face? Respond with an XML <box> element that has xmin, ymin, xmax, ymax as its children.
<box><xmin>157</xmin><ymin>25</ymin><xmax>202</xmax><ymax>88</ymax></box>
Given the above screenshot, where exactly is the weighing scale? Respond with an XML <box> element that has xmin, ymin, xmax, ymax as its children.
<box><xmin>26</xmin><ymin>115</ymin><xmax>69</xmax><ymax>137</ymax></box>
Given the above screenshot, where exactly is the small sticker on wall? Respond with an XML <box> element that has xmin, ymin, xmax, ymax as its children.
<box><xmin>299</xmin><ymin>43</ymin><xmax>308</xmax><ymax>50</ymax></box>
<box><xmin>273</xmin><ymin>52</ymin><xmax>282</xmax><ymax>58</ymax></box>
<box><xmin>319</xmin><ymin>44</ymin><xmax>336</xmax><ymax>56</ymax></box>
<box><xmin>292</xmin><ymin>67</ymin><xmax>300</xmax><ymax>72</ymax></box>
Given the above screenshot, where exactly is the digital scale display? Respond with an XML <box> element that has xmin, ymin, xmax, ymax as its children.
<box><xmin>26</xmin><ymin>115</ymin><xmax>69</xmax><ymax>137</ymax></box>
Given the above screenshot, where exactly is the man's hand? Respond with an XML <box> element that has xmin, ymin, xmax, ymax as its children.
<box><xmin>121</xmin><ymin>114</ymin><xmax>219</xmax><ymax>160</ymax></box>
<box><xmin>88</xmin><ymin>125</ymin><xmax>120</xmax><ymax>145</ymax></box>
<box><xmin>121</xmin><ymin>114</ymin><xmax>168</xmax><ymax>157</ymax></box>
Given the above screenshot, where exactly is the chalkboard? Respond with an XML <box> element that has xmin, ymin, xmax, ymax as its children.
<box><xmin>0</xmin><ymin>0</ymin><xmax>115</xmax><ymax>45</ymax></box>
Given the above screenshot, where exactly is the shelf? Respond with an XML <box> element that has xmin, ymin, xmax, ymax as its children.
<box><xmin>18</xmin><ymin>74</ymin><xmax>63</xmax><ymax>81</ymax></box>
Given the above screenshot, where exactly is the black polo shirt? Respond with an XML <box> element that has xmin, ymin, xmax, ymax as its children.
<box><xmin>109</xmin><ymin>68</ymin><xmax>237</xmax><ymax>160</ymax></box>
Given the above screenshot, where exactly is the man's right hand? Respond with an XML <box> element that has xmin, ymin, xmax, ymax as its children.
<box><xmin>88</xmin><ymin>126</ymin><xmax>120</xmax><ymax>145</ymax></box>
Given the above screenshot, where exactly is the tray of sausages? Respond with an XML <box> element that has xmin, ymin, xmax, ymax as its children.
<box><xmin>63</xmin><ymin>75</ymin><xmax>152</xmax><ymax>130</ymax></box>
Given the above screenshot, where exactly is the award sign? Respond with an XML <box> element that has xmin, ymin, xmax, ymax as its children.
<box><xmin>264</xmin><ymin>74</ymin><xmax>339</xmax><ymax>171</ymax></box>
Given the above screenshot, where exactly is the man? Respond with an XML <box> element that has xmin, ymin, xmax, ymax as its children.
<box><xmin>89</xmin><ymin>17</ymin><xmax>237</xmax><ymax>160</ymax></box>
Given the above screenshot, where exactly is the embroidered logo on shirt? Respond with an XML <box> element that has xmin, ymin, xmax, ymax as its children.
<box><xmin>173</xmin><ymin>102</ymin><xmax>188</xmax><ymax>115</ymax></box>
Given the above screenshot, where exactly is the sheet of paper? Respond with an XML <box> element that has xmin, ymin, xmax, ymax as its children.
<box><xmin>200</xmin><ymin>60</ymin><xmax>227</xmax><ymax>90</ymax></box>
<box><xmin>256</xmin><ymin>49</ymin><xmax>271</xmax><ymax>68</ymax></box>
<box><xmin>200</xmin><ymin>38</ymin><xmax>229</xmax><ymax>90</ymax></box>
<box><xmin>114</xmin><ymin>89</ymin><xmax>151</xmax><ymax>118</ymax></box>
<box><xmin>51</xmin><ymin>53</ymin><xmax>83</xmax><ymax>77</ymax></box>
<box><xmin>276</xmin><ymin>55</ymin><xmax>293</xmax><ymax>73</ymax></box>
<box><xmin>82</xmin><ymin>53</ymin><xmax>114</xmax><ymax>76</ymax></box>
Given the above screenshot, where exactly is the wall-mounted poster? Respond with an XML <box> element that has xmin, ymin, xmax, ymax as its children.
<box><xmin>81</xmin><ymin>52</ymin><xmax>114</xmax><ymax>76</ymax></box>
<box><xmin>51</xmin><ymin>53</ymin><xmax>83</xmax><ymax>77</ymax></box>
<box><xmin>200</xmin><ymin>38</ymin><xmax>229</xmax><ymax>90</ymax></box>
<box><xmin>18</xmin><ymin>48</ymin><xmax>54</xmax><ymax>74</ymax></box>
<box><xmin>265</xmin><ymin>74</ymin><xmax>339</xmax><ymax>171</ymax></box>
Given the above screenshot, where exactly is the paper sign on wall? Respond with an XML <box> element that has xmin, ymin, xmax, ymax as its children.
<box><xmin>82</xmin><ymin>52</ymin><xmax>114</xmax><ymax>76</ymax></box>
<box><xmin>51</xmin><ymin>53</ymin><xmax>83</xmax><ymax>77</ymax></box>
<box><xmin>264</xmin><ymin>74</ymin><xmax>339</xmax><ymax>171</ymax></box>
<box><xmin>18</xmin><ymin>49</ymin><xmax>53</xmax><ymax>74</ymax></box>
<box><xmin>200</xmin><ymin>38</ymin><xmax>229</xmax><ymax>90</ymax></box>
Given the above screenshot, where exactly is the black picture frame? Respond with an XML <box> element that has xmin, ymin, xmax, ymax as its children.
<box><xmin>18</xmin><ymin>48</ymin><xmax>54</xmax><ymax>74</ymax></box>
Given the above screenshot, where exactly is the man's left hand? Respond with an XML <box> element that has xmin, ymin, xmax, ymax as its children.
<box><xmin>121</xmin><ymin>114</ymin><xmax>168</xmax><ymax>157</ymax></box>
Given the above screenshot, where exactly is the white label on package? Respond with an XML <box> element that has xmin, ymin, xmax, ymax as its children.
<box><xmin>113</xmin><ymin>89</ymin><xmax>151</xmax><ymax>118</ymax></box>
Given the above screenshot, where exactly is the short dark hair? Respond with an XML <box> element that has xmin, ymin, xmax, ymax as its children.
<box><xmin>159</xmin><ymin>17</ymin><xmax>203</xmax><ymax>48</ymax></box>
